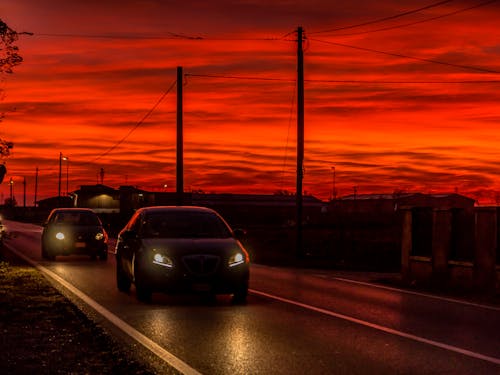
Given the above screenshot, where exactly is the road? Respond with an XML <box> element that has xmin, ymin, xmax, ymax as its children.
<box><xmin>3</xmin><ymin>219</ymin><xmax>500</xmax><ymax>374</ymax></box>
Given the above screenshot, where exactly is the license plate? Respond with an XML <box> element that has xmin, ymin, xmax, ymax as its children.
<box><xmin>192</xmin><ymin>283</ymin><xmax>211</xmax><ymax>292</ymax></box>
<box><xmin>75</xmin><ymin>242</ymin><xmax>86</xmax><ymax>248</ymax></box>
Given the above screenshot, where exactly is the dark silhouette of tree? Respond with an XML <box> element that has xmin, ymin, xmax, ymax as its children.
<box><xmin>0</xmin><ymin>18</ymin><xmax>23</xmax><ymax>158</ymax></box>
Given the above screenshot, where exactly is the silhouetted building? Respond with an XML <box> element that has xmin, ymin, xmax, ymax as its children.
<box><xmin>37</xmin><ymin>196</ymin><xmax>73</xmax><ymax>210</ymax></box>
<box><xmin>72</xmin><ymin>184</ymin><xmax>120</xmax><ymax>213</ymax></box>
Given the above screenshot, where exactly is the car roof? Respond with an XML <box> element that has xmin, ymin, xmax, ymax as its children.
<box><xmin>137</xmin><ymin>206</ymin><xmax>217</xmax><ymax>214</ymax></box>
<box><xmin>50</xmin><ymin>208</ymin><xmax>96</xmax><ymax>214</ymax></box>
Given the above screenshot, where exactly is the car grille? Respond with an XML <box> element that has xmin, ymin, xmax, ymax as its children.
<box><xmin>182</xmin><ymin>254</ymin><xmax>220</xmax><ymax>276</ymax></box>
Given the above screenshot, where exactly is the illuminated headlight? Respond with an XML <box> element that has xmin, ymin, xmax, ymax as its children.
<box><xmin>228</xmin><ymin>252</ymin><xmax>245</xmax><ymax>267</ymax></box>
<box><xmin>55</xmin><ymin>232</ymin><xmax>65</xmax><ymax>240</ymax></box>
<box><xmin>95</xmin><ymin>232</ymin><xmax>104</xmax><ymax>241</ymax></box>
<box><xmin>152</xmin><ymin>252</ymin><xmax>173</xmax><ymax>268</ymax></box>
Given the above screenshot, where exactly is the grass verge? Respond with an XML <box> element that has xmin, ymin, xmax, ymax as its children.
<box><xmin>0</xmin><ymin>258</ymin><xmax>156</xmax><ymax>374</ymax></box>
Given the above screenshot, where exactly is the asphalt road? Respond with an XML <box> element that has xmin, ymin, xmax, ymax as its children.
<box><xmin>3</xmin><ymin>220</ymin><xmax>500</xmax><ymax>374</ymax></box>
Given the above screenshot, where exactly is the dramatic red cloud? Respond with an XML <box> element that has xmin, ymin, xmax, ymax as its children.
<box><xmin>1</xmin><ymin>0</ymin><xmax>499</xmax><ymax>205</ymax></box>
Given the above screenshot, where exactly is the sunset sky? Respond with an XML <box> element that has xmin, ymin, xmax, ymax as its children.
<box><xmin>1</xmin><ymin>0</ymin><xmax>499</xmax><ymax>205</ymax></box>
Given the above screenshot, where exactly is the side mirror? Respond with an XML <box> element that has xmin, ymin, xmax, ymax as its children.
<box><xmin>120</xmin><ymin>229</ymin><xmax>138</xmax><ymax>241</ymax></box>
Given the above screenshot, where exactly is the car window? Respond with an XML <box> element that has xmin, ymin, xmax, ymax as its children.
<box><xmin>142</xmin><ymin>212</ymin><xmax>232</xmax><ymax>239</ymax></box>
<box><xmin>53</xmin><ymin>211</ymin><xmax>100</xmax><ymax>226</ymax></box>
<box><xmin>128</xmin><ymin>212</ymin><xmax>143</xmax><ymax>233</ymax></box>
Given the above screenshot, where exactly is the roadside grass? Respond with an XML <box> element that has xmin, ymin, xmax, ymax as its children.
<box><xmin>0</xmin><ymin>259</ymin><xmax>156</xmax><ymax>374</ymax></box>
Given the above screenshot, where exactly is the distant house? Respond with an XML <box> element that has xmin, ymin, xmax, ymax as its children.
<box><xmin>191</xmin><ymin>192</ymin><xmax>325</xmax><ymax>226</ymax></box>
<box><xmin>72</xmin><ymin>184</ymin><xmax>120</xmax><ymax>213</ymax></box>
<box><xmin>37</xmin><ymin>196</ymin><xmax>74</xmax><ymax>210</ymax></box>
<box><xmin>332</xmin><ymin>193</ymin><xmax>475</xmax><ymax>215</ymax></box>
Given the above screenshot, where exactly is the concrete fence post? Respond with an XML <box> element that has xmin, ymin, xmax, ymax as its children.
<box><xmin>401</xmin><ymin>209</ymin><xmax>412</xmax><ymax>283</ymax></box>
<box><xmin>474</xmin><ymin>207</ymin><xmax>497</xmax><ymax>293</ymax></box>
<box><xmin>432</xmin><ymin>209</ymin><xmax>452</xmax><ymax>286</ymax></box>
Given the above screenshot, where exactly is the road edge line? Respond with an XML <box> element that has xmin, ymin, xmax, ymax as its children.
<box><xmin>250</xmin><ymin>288</ymin><xmax>500</xmax><ymax>366</ymax></box>
<box><xmin>5</xmin><ymin>244</ymin><xmax>202</xmax><ymax>375</ymax></box>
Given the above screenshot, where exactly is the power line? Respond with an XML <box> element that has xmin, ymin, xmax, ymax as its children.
<box><xmin>185</xmin><ymin>73</ymin><xmax>294</xmax><ymax>82</ymax></box>
<box><xmin>35</xmin><ymin>32</ymin><xmax>203</xmax><ymax>40</ymax></box>
<box><xmin>306</xmin><ymin>79</ymin><xmax>500</xmax><ymax>84</ymax></box>
<box><xmin>34</xmin><ymin>32</ymin><xmax>283</xmax><ymax>42</ymax></box>
<box><xmin>186</xmin><ymin>73</ymin><xmax>500</xmax><ymax>84</ymax></box>
<box><xmin>87</xmin><ymin>80</ymin><xmax>177</xmax><ymax>164</ymax></box>
<box><xmin>310</xmin><ymin>0</ymin><xmax>455</xmax><ymax>34</ymax></box>
<box><xmin>310</xmin><ymin>38</ymin><xmax>500</xmax><ymax>74</ymax></box>
<box><xmin>325</xmin><ymin>0</ymin><xmax>499</xmax><ymax>37</ymax></box>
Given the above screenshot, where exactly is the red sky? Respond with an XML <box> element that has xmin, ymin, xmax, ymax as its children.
<box><xmin>1</xmin><ymin>0</ymin><xmax>499</xmax><ymax>205</ymax></box>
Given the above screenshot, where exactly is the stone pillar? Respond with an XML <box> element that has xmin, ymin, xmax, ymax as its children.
<box><xmin>432</xmin><ymin>209</ymin><xmax>452</xmax><ymax>286</ymax></box>
<box><xmin>401</xmin><ymin>209</ymin><xmax>412</xmax><ymax>283</ymax></box>
<box><xmin>474</xmin><ymin>207</ymin><xmax>497</xmax><ymax>293</ymax></box>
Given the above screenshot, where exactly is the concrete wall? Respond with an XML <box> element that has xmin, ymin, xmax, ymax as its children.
<box><xmin>401</xmin><ymin>207</ymin><xmax>499</xmax><ymax>294</ymax></box>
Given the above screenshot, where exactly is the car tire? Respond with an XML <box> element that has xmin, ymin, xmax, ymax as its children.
<box><xmin>232</xmin><ymin>284</ymin><xmax>248</xmax><ymax>305</ymax></box>
<box><xmin>41</xmin><ymin>243</ymin><xmax>55</xmax><ymax>261</ymax></box>
<box><xmin>135</xmin><ymin>281</ymin><xmax>152</xmax><ymax>303</ymax></box>
<box><xmin>134</xmin><ymin>259</ymin><xmax>152</xmax><ymax>302</ymax></box>
<box><xmin>116</xmin><ymin>258</ymin><xmax>131</xmax><ymax>293</ymax></box>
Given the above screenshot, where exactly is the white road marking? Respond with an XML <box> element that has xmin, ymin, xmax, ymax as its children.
<box><xmin>249</xmin><ymin>288</ymin><xmax>500</xmax><ymax>366</ymax></box>
<box><xmin>330</xmin><ymin>276</ymin><xmax>500</xmax><ymax>312</ymax></box>
<box><xmin>6</xmin><ymin>245</ymin><xmax>202</xmax><ymax>375</ymax></box>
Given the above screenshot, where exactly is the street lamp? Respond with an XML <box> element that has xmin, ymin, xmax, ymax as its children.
<box><xmin>58</xmin><ymin>152</ymin><xmax>68</xmax><ymax>206</ymax></box>
<box><xmin>9</xmin><ymin>177</ymin><xmax>13</xmax><ymax>205</ymax></box>
<box><xmin>63</xmin><ymin>156</ymin><xmax>69</xmax><ymax>195</ymax></box>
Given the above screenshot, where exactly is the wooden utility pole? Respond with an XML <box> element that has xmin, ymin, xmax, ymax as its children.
<box><xmin>176</xmin><ymin>66</ymin><xmax>184</xmax><ymax>205</ymax></box>
<box><xmin>58</xmin><ymin>152</ymin><xmax>62</xmax><ymax>207</ymax></box>
<box><xmin>23</xmin><ymin>176</ymin><xmax>26</xmax><ymax>208</ymax></box>
<box><xmin>296</xmin><ymin>26</ymin><xmax>305</xmax><ymax>257</ymax></box>
<box><xmin>34</xmin><ymin>167</ymin><xmax>38</xmax><ymax>207</ymax></box>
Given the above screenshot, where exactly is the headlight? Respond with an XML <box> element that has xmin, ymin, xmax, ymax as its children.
<box><xmin>228</xmin><ymin>252</ymin><xmax>246</xmax><ymax>267</ymax></box>
<box><xmin>95</xmin><ymin>232</ymin><xmax>104</xmax><ymax>241</ymax></box>
<box><xmin>152</xmin><ymin>251</ymin><xmax>173</xmax><ymax>268</ymax></box>
<box><xmin>55</xmin><ymin>232</ymin><xmax>65</xmax><ymax>240</ymax></box>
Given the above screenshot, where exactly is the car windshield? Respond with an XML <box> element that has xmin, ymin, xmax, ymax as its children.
<box><xmin>53</xmin><ymin>211</ymin><xmax>100</xmax><ymax>226</ymax></box>
<box><xmin>141</xmin><ymin>211</ymin><xmax>232</xmax><ymax>239</ymax></box>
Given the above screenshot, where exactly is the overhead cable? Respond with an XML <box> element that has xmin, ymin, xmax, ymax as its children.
<box><xmin>310</xmin><ymin>38</ymin><xmax>499</xmax><ymax>74</ymax></box>
<box><xmin>326</xmin><ymin>0</ymin><xmax>500</xmax><ymax>37</ymax></box>
<box><xmin>310</xmin><ymin>0</ymin><xmax>455</xmax><ymax>34</ymax></box>
<box><xmin>186</xmin><ymin>73</ymin><xmax>500</xmax><ymax>83</ymax></box>
<box><xmin>88</xmin><ymin>80</ymin><xmax>177</xmax><ymax>163</ymax></box>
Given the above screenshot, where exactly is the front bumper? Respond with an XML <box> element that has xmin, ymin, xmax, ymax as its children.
<box><xmin>137</xmin><ymin>257</ymin><xmax>249</xmax><ymax>294</ymax></box>
<box><xmin>45</xmin><ymin>238</ymin><xmax>108</xmax><ymax>256</ymax></box>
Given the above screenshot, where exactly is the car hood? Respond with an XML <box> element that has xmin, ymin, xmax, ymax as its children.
<box><xmin>44</xmin><ymin>224</ymin><xmax>104</xmax><ymax>232</ymax></box>
<box><xmin>141</xmin><ymin>237</ymin><xmax>242</xmax><ymax>256</ymax></box>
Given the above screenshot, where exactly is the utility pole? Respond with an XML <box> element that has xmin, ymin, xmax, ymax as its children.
<box><xmin>177</xmin><ymin>66</ymin><xmax>184</xmax><ymax>206</ymax></box>
<box><xmin>23</xmin><ymin>176</ymin><xmax>26</xmax><ymax>208</ymax></box>
<box><xmin>296</xmin><ymin>26</ymin><xmax>305</xmax><ymax>258</ymax></box>
<box><xmin>34</xmin><ymin>167</ymin><xmax>38</xmax><ymax>207</ymax></box>
<box><xmin>9</xmin><ymin>177</ymin><xmax>13</xmax><ymax>206</ymax></box>
<box><xmin>331</xmin><ymin>166</ymin><xmax>336</xmax><ymax>200</ymax></box>
<box><xmin>58</xmin><ymin>152</ymin><xmax>62</xmax><ymax>206</ymax></box>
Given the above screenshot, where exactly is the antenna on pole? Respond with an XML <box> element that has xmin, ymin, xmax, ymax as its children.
<box><xmin>296</xmin><ymin>26</ymin><xmax>305</xmax><ymax>258</ymax></box>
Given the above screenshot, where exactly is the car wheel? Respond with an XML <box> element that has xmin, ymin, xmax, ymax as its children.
<box><xmin>116</xmin><ymin>258</ymin><xmax>131</xmax><ymax>293</ymax></box>
<box><xmin>135</xmin><ymin>281</ymin><xmax>152</xmax><ymax>303</ymax></box>
<box><xmin>232</xmin><ymin>284</ymin><xmax>248</xmax><ymax>305</ymax></box>
<box><xmin>134</xmin><ymin>259</ymin><xmax>152</xmax><ymax>302</ymax></box>
<box><xmin>41</xmin><ymin>243</ymin><xmax>55</xmax><ymax>261</ymax></box>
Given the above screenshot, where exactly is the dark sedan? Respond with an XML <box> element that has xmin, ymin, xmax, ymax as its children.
<box><xmin>41</xmin><ymin>208</ymin><xmax>108</xmax><ymax>261</ymax></box>
<box><xmin>115</xmin><ymin>206</ymin><xmax>250</xmax><ymax>303</ymax></box>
